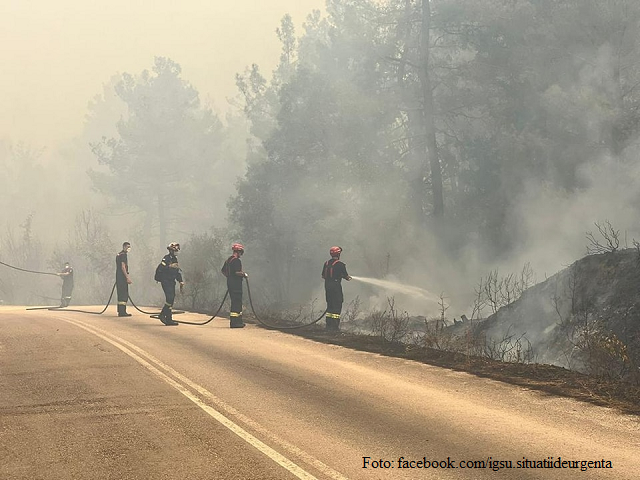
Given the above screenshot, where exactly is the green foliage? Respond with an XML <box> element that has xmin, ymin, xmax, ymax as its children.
<box><xmin>0</xmin><ymin>215</ymin><xmax>45</xmax><ymax>304</ymax></box>
<box><xmin>49</xmin><ymin>209</ymin><xmax>117</xmax><ymax>304</ymax></box>
<box><xmin>90</xmin><ymin>57</ymin><xmax>225</xmax><ymax>248</ymax></box>
<box><xmin>228</xmin><ymin>0</ymin><xmax>640</xmax><ymax>302</ymax></box>
<box><xmin>175</xmin><ymin>231</ymin><xmax>228</xmax><ymax>311</ymax></box>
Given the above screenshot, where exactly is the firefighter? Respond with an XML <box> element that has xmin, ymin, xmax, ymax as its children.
<box><xmin>221</xmin><ymin>243</ymin><xmax>248</xmax><ymax>328</ymax></box>
<box><xmin>115</xmin><ymin>242</ymin><xmax>132</xmax><ymax>317</ymax></box>
<box><xmin>322</xmin><ymin>246</ymin><xmax>352</xmax><ymax>331</ymax></box>
<box><xmin>157</xmin><ymin>242</ymin><xmax>184</xmax><ymax>326</ymax></box>
<box><xmin>57</xmin><ymin>262</ymin><xmax>74</xmax><ymax>307</ymax></box>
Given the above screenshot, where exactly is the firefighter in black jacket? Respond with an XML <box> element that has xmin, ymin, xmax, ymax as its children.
<box><xmin>57</xmin><ymin>262</ymin><xmax>74</xmax><ymax>307</ymax></box>
<box><xmin>115</xmin><ymin>242</ymin><xmax>132</xmax><ymax>317</ymax></box>
<box><xmin>221</xmin><ymin>243</ymin><xmax>247</xmax><ymax>328</ymax></box>
<box><xmin>322</xmin><ymin>246</ymin><xmax>352</xmax><ymax>331</ymax></box>
<box><xmin>157</xmin><ymin>242</ymin><xmax>184</xmax><ymax>326</ymax></box>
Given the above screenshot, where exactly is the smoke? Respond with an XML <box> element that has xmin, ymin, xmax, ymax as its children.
<box><xmin>5</xmin><ymin>0</ymin><xmax>640</xmax><ymax>333</ymax></box>
<box><xmin>508</xmin><ymin>155</ymin><xmax>640</xmax><ymax>279</ymax></box>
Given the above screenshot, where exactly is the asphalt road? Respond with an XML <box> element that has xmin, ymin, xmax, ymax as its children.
<box><xmin>1</xmin><ymin>306</ymin><xmax>639</xmax><ymax>479</ymax></box>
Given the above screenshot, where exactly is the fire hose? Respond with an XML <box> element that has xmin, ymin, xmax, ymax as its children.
<box><xmin>244</xmin><ymin>276</ymin><xmax>327</xmax><ymax>330</ymax></box>
<box><xmin>168</xmin><ymin>278</ymin><xmax>326</xmax><ymax>329</ymax></box>
<box><xmin>26</xmin><ymin>283</ymin><xmax>116</xmax><ymax>314</ymax></box>
<box><xmin>0</xmin><ymin>260</ymin><xmax>59</xmax><ymax>277</ymax></box>
<box><xmin>3</xmin><ymin>258</ymin><xmax>327</xmax><ymax>329</ymax></box>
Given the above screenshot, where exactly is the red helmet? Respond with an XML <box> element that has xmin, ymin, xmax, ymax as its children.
<box><xmin>329</xmin><ymin>246</ymin><xmax>342</xmax><ymax>256</ymax></box>
<box><xmin>232</xmin><ymin>243</ymin><xmax>245</xmax><ymax>252</ymax></box>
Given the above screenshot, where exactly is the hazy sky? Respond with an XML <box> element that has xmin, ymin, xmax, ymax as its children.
<box><xmin>1</xmin><ymin>0</ymin><xmax>325</xmax><ymax>148</ymax></box>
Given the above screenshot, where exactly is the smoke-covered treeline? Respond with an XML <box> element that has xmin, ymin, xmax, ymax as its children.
<box><xmin>0</xmin><ymin>59</ymin><xmax>247</xmax><ymax>306</ymax></box>
<box><xmin>229</xmin><ymin>0</ymin><xmax>640</xmax><ymax>309</ymax></box>
<box><xmin>4</xmin><ymin>0</ymin><xmax>640</xmax><ymax>317</ymax></box>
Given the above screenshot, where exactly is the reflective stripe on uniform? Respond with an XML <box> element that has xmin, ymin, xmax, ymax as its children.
<box><xmin>117</xmin><ymin>301</ymin><xmax>127</xmax><ymax>305</ymax></box>
<box><xmin>230</xmin><ymin>312</ymin><xmax>242</xmax><ymax>317</ymax></box>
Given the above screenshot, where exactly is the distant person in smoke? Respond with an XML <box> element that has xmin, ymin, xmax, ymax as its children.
<box><xmin>156</xmin><ymin>242</ymin><xmax>184</xmax><ymax>326</ymax></box>
<box><xmin>322</xmin><ymin>246</ymin><xmax>352</xmax><ymax>332</ymax></box>
<box><xmin>115</xmin><ymin>242</ymin><xmax>133</xmax><ymax>317</ymax></box>
<box><xmin>221</xmin><ymin>243</ymin><xmax>248</xmax><ymax>328</ymax></box>
<box><xmin>57</xmin><ymin>262</ymin><xmax>74</xmax><ymax>307</ymax></box>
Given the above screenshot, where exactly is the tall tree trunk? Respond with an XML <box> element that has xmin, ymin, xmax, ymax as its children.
<box><xmin>399</xmin><ymin>0</ymin><xmax>428</xmax><ymax>223</ymax></box>
<box><xmin>420</xmin><ymin>0</ymin><xmax>444</xmax><ymax>218</ymax></box>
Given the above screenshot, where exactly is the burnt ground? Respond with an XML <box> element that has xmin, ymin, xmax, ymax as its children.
<box><xmin>251</xmin><ymin>321</ymin><xmax>640</xmax><ymax>417</ymax></box>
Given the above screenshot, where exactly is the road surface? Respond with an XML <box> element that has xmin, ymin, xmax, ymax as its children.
<box><xmin>1</xmin><ymin>306</ymin><xmax>639</xmax><ymax>479</ymax></box>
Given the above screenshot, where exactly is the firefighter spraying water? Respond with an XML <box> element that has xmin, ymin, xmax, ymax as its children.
<box><xmin>322</xmin><ymin>246</ymin><xmax>352</xmax><ymax>331</ymax></box>
<box><xmin>8</xmin><ymin>238</ymin><xmax>444</xmax><ymax>332</ymax></box>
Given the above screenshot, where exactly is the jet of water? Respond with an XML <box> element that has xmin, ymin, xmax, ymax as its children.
<box><xmin>350</xmin><ymin>276</ymin><xmax>440</xmax><ymax>303</ymax></box>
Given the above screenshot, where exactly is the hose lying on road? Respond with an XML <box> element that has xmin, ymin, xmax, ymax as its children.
<box><xmin>129</xmin><ymin>294</ymin><xmax>184</xmax><ymax>316</ymax></box>
<box><xmin>167</xmin><ymin>290</ymin><xmax>229</xmax><ymax>325</ymax></box>
<box><xmin>0</xmin><ymin>258</ymin><xmax>116</xmax><ymax>315</ymax></box>
<box><xmin>26</xmin><ymin>283</ymin><xmax>117</xmax><ymax>315</ymax></box>
<box><xmin>5</xmin><ymin>251</ymin><xmax>328</xmax><ymax>329</ymax></box>
<box><xmin>165</xmin><ymin>278</ymin><xmax>326</xmax><ymax>329</ymax></box>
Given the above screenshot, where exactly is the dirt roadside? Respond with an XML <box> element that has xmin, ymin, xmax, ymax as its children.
<box><xmin>272</xmin><ymin>325</ymin><xmax>640</xmax><ymax>417</ymax></box>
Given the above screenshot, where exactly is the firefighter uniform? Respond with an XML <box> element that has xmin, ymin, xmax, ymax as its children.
<box><xmin>157</xmin><ymin>243</ymin><xmax>183</xmax><ymax>326</ymax></box>
<box><xmin>221</xmin><ymin>243</ymin><xmax>246</xmax><ymax>328</ymax></box>
<box><xmin>115</xmin><ymin>244</ymin><xmax>131</xmax><ymax>317</ymax></box>
<box><xmin>322</xmin><ymin>247</ymin><xmax>351</xmax><ymax>331</ymax></box>
<box><xmin>59</xmin><ymin>262</ymin><xmax>74</xmax><ymax>307</ymax></box>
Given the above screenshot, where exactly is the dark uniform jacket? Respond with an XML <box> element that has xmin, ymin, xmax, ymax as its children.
<box><xmin>115</xmin><ymin>251</ymin><xmax>128</xmax><ymax>282</ymax></box>
<box><xmin>61</xmin><ymin>265</ymin><xmax>74</xmax><ymax>287</ymax></box>
<box><xmin>322</xmin><ymin>258</ymin><xmax>349</xmax><ymax>284</ymax></box>
<box><xmin>221</xmin><ymin>255</ymin><xmax>243</xmax><ymax>290</ymax></box>
<box><xmin>157</xmin><ymin>253</ymin><xmax>183</xmax><ymax>284</ymax></box>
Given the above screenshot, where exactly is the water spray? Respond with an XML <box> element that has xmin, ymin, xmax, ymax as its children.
<box><xmin>350</xmin><ymin>276</ymin><xmax>440</xmax><ymax>303</ymax></box>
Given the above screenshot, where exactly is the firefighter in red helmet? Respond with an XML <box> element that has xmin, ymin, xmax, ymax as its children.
<box><xmin>322</xmin><ymin>246</ymin><xmax>352</xmax><ymax>331</ymax></box>
<box><xmin>221</xmin><ymin>243</ymin><xmax>248</xmax><ymax>328</ymax></box>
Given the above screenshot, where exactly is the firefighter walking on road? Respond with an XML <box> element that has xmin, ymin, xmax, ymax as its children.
<box><xmin>322</xmin><ymin>246</ymin><xmax>351</xmax><ymax>332</ymax></box>
<box><xmin>221</xmin><ymin>243</ymin><xmax>247</xmax><ymax>328</ymax></box>
<box><xmin>115</xmin><ymin>242</ymin><xmax>132</xmax><ymax>317</ymax></box>
<box><xmin>157</xmin><ymin>242</ymin><xmax>184</xmax><ymax>326</ymax></box>
<box><xmin>57</xmin><ymin>262</ymin><xmax>74</xmax><ymax>307</ymax></box>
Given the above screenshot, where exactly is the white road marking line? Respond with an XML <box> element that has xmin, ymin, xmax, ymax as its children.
<box><xmin>63</xmin><ymin>318</ymin><xmax>349</xmax><ymax>480</ymax></box>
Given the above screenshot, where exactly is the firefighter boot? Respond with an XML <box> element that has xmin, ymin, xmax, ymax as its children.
<box><xmin>325</xmin><ymin>316</ymin><xmax>334</xmax><ymax>331</ymax></box>
<box><xmin>230</xmin><ymin>314</ymin><xmax>245</xmax><ymax>328</ymax></box>
<box><xmin>118</xmin><ymin>304</ymin><xmax>132</xmax><ymax>317</ymax></box>
<box><xmin>159</xmin><ymin>305</ymin><xmax>177</xmax><ymax>326</ymax></box>
<box><xmin>164</xmin><ymin>307</ymin><xmax>179</xmax><ymax>326</ymax></box>
<box><xmin>326</xmin><ymin>316</ymin><xmax>340</xmax><ymax>332</ymax></box>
